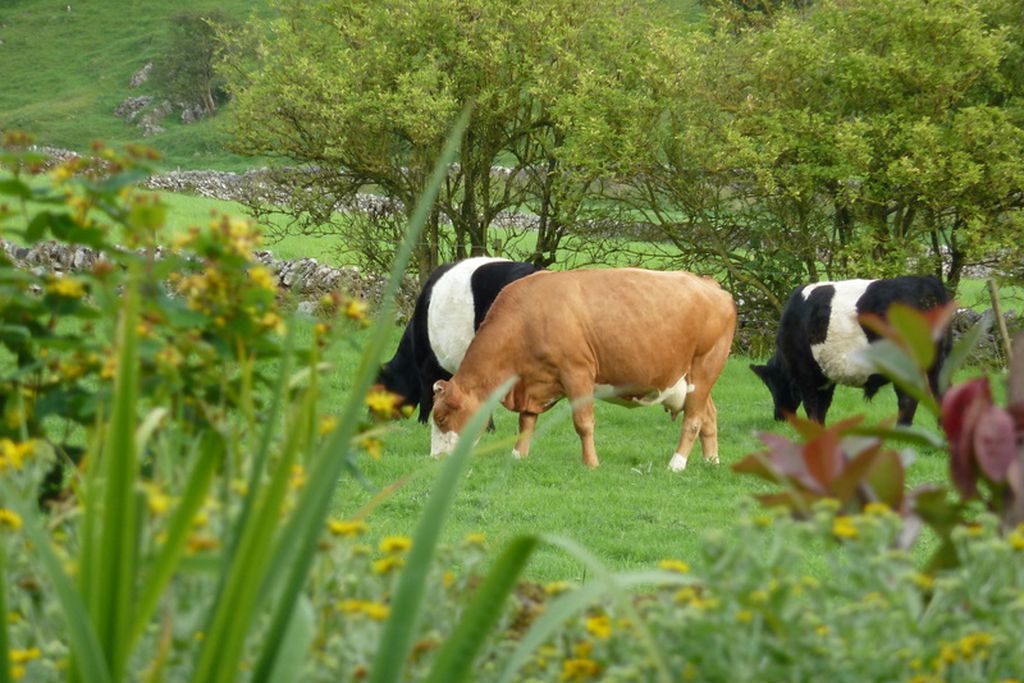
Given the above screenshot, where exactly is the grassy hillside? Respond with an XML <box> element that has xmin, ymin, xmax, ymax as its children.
<box><xmin>0</xmin><ymin>0</ymin><xmax>264</xmax><ymax>170</ymax></box>
<box><xmin>0</xmin><ymin>0</ymin><xmax>703</xmax><ymax>171</ymax></box>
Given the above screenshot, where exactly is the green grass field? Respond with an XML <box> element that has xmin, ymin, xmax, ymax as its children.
<box><xmin>316</xmin><ymin>323</ymin><xmax>965</xmax><ymax>582</ymax></box>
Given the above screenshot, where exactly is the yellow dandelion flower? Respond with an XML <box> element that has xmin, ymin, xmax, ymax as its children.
<box><xmin>187</xmin><ymin>535</ymin><xmax>221</xmax><ymax>555</ymax></box>
<box><xmin>290</xmin><ymin>464</ymin><xmax>306</xmax><ymax>491</ymax></box>
<box><xmin>0</xmin><ymin>508</ymin><xmax>23</xmax><ymax>531</ymax></box>
<box><xmin>9</xmin><ymin>647</ymin><xmax>41</xmax><ymax>664</ymax></box>
<box><xmin>0</xmin><ymin>439</ymin><xmax>35</xmax><ymax>471</ymax></box>
<box><xmin>379</xmin><ymin>536</ymin><xmax>412</xmax><ymax>554</ymax></box>
<box><xmin>1008</xmin><ymin>527</ymin><xmax>1024</xmax><ymax>551</ymax></box>
<box><xmin>360</xmin><ymin>436</ymin><xmax>382</xmax><ymax>460</ymax></box>
<box><xmin>864</xmin><ymin>501</ymin><xmax>892</xmax><ymax>516</ymax></box>
<box><xmin>372</xmin><ymin>555</ymin><xmax>404</xmax><ymax>575</ymax></box>
<box><xmin>142</xmin><ymin>483</ymin><xmax>172</xmax><ymax>516</ymax></box>
<box><xmin>327</xmin><ymin>519</ymin><xmax>368</xmax><ymax>538</ymax></box>
<box><xmin>545</xmin><ymin>580</ymin><xmax>572</xmax><ymax>596</ymax></box>
<box><xmin>585</xmin><ymin>614</ymin><xmax>612</xmax><ymax>640</ymax></box>
<box><xmin>338</xmin><ymin>599</ymin><xmax>365</xmax><ymax>614</ymax></box>
<box><xmin>345</xmin><ymin>299</ymin><xmax>369</xmax><ymax>321</ymax></box>
<box><xmin>318</xmin><ymin>415</ymin><xmax>338</xmax><ymax>436</ymax></box>
<box><xmin>832</xmin><ymin>515</ymin><xmax>858</xmax><ymax>539</ymax></box>
<box><xmin>658</xmin><ymin>559</ymin><xmax>690</xmax><ymax>573</ymax></box>
<box><xmin>560</xmin><ymin>657</ymin><xmax>600</xmax><ymax>681</ymax></box>
<box><xmin>366</xmin><ymin>389</ymin><xmax>400</xmax><ymax>417</ymax></box>
<box><xmin>362</xmin><ymin>601</ymin><xmax>390</xmax><ymax>621</ymax></box>
<box><xmin>47</xmin><ymin>276</ymin><xmax>86</xmax><ymax>298</ymax></box>
<box><xmin>464</xmin><ymin>532</ymin><xmax>486</xmax><ymax>547</ymax></box>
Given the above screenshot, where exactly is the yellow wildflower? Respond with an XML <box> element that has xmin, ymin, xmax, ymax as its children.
<box><xmin>585</xmin><ymin>614</ymin><xmax>612</xmax><ymax>640</ymax></box>
<box><xmin>864</xmin><ymin>501</ymin><xmax>892</xmax><ymax>516</ymax></box>
<box><xmin>318</xmin><ymin>415</ymin><xmax>337</xmax><ymax>436</ymax></box>
<box><xmin>573</xmin><ymin>640</ymin><xmax>593</xmax><ymax>657</ymax></box>
<box><xmin>10</xmin><ymin>648</ymin><xmax>41</xmax><ymax>664</ymax></box>
<box><xmin>0</xmin><ymin>508</ymin><xmax>23</xmax><ymax>531</ymax></box>
<box><xmin>338</xmin><ymin>599</ymin><xmax>364</xmax><ymax>614</ymax></box>
<box><xmin>0</xmin><ymin>439</ymin><xmax>35</xmax><ymax>471</ymax></box>
<box><xmin>47</xmin><ymin>276</ymin><xmax>86</xmax><ymax>298</ymax></box>
<box><xmin>658</xmin><ymin>559</ymin><xmax>690</xmax><ymax>573</ymax></box>
<box><xmin>360</xmin><ymin>436</ymin><xmax>382</xmax><ymax>460</ymax></box>
<box><xmin>345</xmin><ymin>299</ymin><xmax>369</xmax><ymax>322</ymax></box>
<box><xmin>1008</xmin><ymin>526</ymin><xmax>1024</xmax><ymax>551</ymax></box>
<box><xmin>366</xmin><ymin>389</ymin><xmax>400</xmax><ymax>418</ymax></box>
<box><xmin>545</xmin><ymin>581</ymin><xmax>573</xmax><ymax>596</ymax></box>
<box><xmin>290</xmin><ymin>464</ymin><xmax>306</xmax><ymax>491</ymax></box>
<box><xmin>463</xmin><ymin>532</ymin><xmax>486</xmax><ymax>547</ymax></box>
<box><xmin>372</xmin><ymin>555</ymin><xmax>404</xmax><ymax>575</ymax></box>
<box><xmin>736</xmin><ymin>610</ymin><xmax>754</xmax><ymax>623</ymax></box>
<box><xmin>832</xmin><ymin>515</ymin><xmax>858</xmax><ymax>539</ymax></box>
<box><xmin>327</xmin><ymin>519</ymin><xmax>368</xmax><ymax>538</ymax></box>
<box><xmin>248</xmin><ymin>265</ymin><xmax>276</xmax><ymax>292</ymax></box>
<box><xmin>259</xmin><ymin>311</ymin><xmax>285</xmax><ymax>333</ymax></box>
<box><xmin>379</xmin><ymin>536</ymin><xmax>412</xmax><ymax>554</ymax></box>
<box><xmin>187</xmin><ymin>535</ymin><xmax>221</xmax><ymax>554</ymax></box>
<box><xmin>560</xmin><ymin>657</ymin><xmax>600</xmax><ymax>681</ymax></box>
<box><xmin>362</xmin><ymin>602</ymin><xmax>390</xmax><ymax>621</ymax></box>
<box><xmin>958</xmin><ymin>632</ymin><xmax>993</xmax><ymax>660</ymax></box>
<box><xmin>142</xmin><ymin>483</ymin><xmax>172</xmax><ymax>516</ymax></box>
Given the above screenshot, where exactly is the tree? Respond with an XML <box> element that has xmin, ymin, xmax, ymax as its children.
<box><xmin>617</xmin><ymin>0</ymin><xmax>1024</xmax><ymax>330</ymax></box>
<box><xmin>156</xmin><ymin>10</ymin><xmax>234</xmax><ymax>115</ymax></box>
<box><xmin>220</xmin><ymin>0</ymin><xmax>673</xmax><ymax>278</ymax></box>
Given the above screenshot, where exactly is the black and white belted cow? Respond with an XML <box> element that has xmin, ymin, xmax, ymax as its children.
<box><xmin>376</xmin><ymin>257</ymin><xmax>540</xmax><ymax>422</ymax></box>
<box><xmin>751</xmin><ymin>275</ymin><xmax>952</xmax><ymax>425</ymax></box>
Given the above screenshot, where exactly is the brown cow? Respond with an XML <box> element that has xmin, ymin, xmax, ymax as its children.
<box><xmin>430</xmin><ymin>268</ymin><xmax>736</xmax><ymax>471</ymax></box>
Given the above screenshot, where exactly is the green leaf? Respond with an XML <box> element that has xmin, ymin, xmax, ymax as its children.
<box><xmin>93</xmin><ymin>268</ymin><xmax>142</xmax><ymax>681</ymax></box>
<box><xmin>887</xmin><ymin>303</ymin><xmax>936</xmax><ymax>369</ymax></box>
<box><xmin>426</xmin><ymin>535</ymin><xmax>539</xmax><ymax>683</ymax></box>
<box><xmin>0</xmin><ymin>178</ymin><xmax>32</xmax><ymax>199</ymax></box>
<box><xmin>265</xmin><ymin>596</ymin><xmax>316</xmax><ymax>683</ymax></box>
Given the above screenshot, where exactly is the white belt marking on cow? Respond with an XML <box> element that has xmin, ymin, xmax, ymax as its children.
<box><xmin>595</xmin><ymin>374</ymin><xmax>695</xmax><ymax>413</ymax></box>
<box><xmin>803</xmin><ymin>279</ymin><xmax>876</xmax><ymax>386</ymax></box>
<box><xmin>427</xmin><ymin>257</ymin><xmax>508</xmax><ymax>374</ymax></box>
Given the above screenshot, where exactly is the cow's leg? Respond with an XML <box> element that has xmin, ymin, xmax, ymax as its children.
<box><xmin>804</xmin><ymin>384</ymin><xmax>836</xmax><ymax>424</ymax></box>
<box><xmin>513</xmin><ymin>412</ymin><xmax>537</xmax><ymax>459</ymax></box>
<box><xmin>698</xmin><ymin>396</ymin><xmax>719</xmax><ymax>465</ymax></box>
<box><xmin>894</xmin><ymin>387</ymin><xmax>918</xmax><ymax>425</ymax></box>
<box><xmin>571</xmin><ymin>399</ymin><xmax>599</xmax><ymax>469</ymax></box>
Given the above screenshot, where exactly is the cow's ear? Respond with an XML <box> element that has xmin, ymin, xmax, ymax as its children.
<box><xmin>432</xmin><ymin>380</ymin><xmax>448</xmax><ymax>396</ymax></box>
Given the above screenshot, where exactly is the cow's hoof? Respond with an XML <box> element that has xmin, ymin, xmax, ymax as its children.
<box><xmin>668</xmin><ymin>453</ymin><xmax>688</xmax><ymax>472</ymax></box>
<box><xmin>511</xmin><ymin>448</ymin><xmax>523</xmax><ymax>460</ymax></box>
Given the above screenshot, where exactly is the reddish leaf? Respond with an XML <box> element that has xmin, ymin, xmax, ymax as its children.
<box><xmin>858</xmin><ymin>312</ymin><xmax>893</xmax><ymax>341</ymax></box>
<box><xmin>973</xmin><ymin>405</ymin><xmax>1018</xmax><ymax>482</ymax></box>
<box><xmin>941</xmin><ymin>378</ymin><xmax>991</xmax><ymax>498</ymax></box>
<box><xmin>831</xmin><ymin>441</ymin><xmax>885</xmax><ymax>503</ymax></box>
<box><xmin>921</xmin><ymin>302</ymin><xmax>957</xmax><ymax>343</ymax></box>
<box><xmin>788</xmin><ymin>413</ymin><xmax>826</xmax><ymax>440</ymax></box>
<box><xmin>804</xmin><ymin>429</ymin><xmax>842</xmax><ymax>489</ymax></box>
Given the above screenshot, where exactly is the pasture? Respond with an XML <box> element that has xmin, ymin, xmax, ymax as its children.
<box><xmin>323</xmin><ymin>324</ymin><xmax>961</xmax><ymax>582</ymax></box>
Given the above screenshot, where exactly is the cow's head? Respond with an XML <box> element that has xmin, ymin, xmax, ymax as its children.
<box><xmin>750</xmin><ymin>356</ymin><xmax>800</xmax><ymax>421</ymax></box>
<box><xmin>430</xmin><ymin>379</ymin><xmax>479</xmax><ymax>457</ymax></box>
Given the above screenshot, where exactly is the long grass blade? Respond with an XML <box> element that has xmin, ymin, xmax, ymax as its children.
<box><xmin>370</xmin><ymin>376</ymin><xmax>516</xmax><ymax>683</ymax></box>
<box><xmin>425</xmin><ymin>534</ymin><xmax>539</xmax><ymax>683</ymax></box>
<box><xmin>128</xmin><ymin>431</ymin><xmax>223</xmax><ymax>650</ymax></box>
<box><xmin>191</xmin><ymin>385</ymin><xmax>316</xmax><ymax>683</ymax></box>
<box><xmin>0</xmin><ymin>541</ymin><xmax>11</xmax><ymax>683</ymax></box>
<box><xmin>249</xmin><ymin>106</ymin><xmax>473</xmax><ymax>683</ymax></box>
<box><xmin>264</xmin><ymin>595</ymin><xmax>316</xmax><ymax>683</ymax></box>
<box><xmin>95</xmin><ymin>268</ymin><xmax>142</xmax><ymax>681</ymax></box>
<box><xmin>0</xmin><ymin>480</ymin><xmax>110</xmax><ymax>683</ymax></box>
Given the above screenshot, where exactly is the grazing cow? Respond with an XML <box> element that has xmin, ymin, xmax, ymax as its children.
<box><xmin>430</xmin><ymin>268</ymin><xmax>737</xmax><ymax>471</ymax></box>
<box><xmin>750</xmin><ymin>275</ymin><xmax>951</xmax><ymax>425</ymax></box>
<box><xmin>376</xmin><ymin>257</ymin><xmax>540</xmax><ymax>422</ymax></box>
